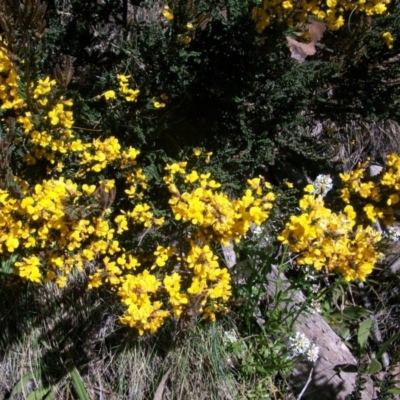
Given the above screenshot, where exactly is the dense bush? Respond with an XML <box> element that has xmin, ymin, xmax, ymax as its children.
<box><xmin>1</xmin><ymin>0</ymin><xmax>400</xmax><ymax>397</ymax></box>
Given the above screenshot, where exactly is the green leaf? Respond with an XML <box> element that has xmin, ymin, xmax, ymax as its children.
<box><xmin>367</xmin><ymin>358</ymin><xmax>382</xmax><ymax>374</ymax></box>
<box><xmin>69</xmin><ymin>366</ymin><xmax>89</xmax><ymax>400</ymax></box>
<box><xmin>26</xmin><ymin>387</ymin><xmax>53</xmax><ymax>400</ymax></box>
<box><xmin>376</xmin><ymin>333</ymin><xmax>400</xmax><ymax>359</ymax></box>
<box><xmin>342</xmin><ymin>306</ymin><xmax>371</xmax><ymax>321</ymax></box>
<box><xmin>328</xmin><ymin>321</ymin><xmax>350</xmax><ymax>340</ymax></box>
<box><xmin>387</xmin><ymin>388</ymin><xmax>400</xmax><ymax>395</ymax></box>
<box><xmin>9</xmin><ymin>371</ymin><xmax>39</xmax><ymax>398</ymax></box>
<box><xmin>357</xmin><ymin>319</ymin><xmax>372</xmax><ymax>351</ymax></box>
<box><xmin>0</xmin><ymin>254</ymin><xmax>18</xmax><ymax>277</ymax></box>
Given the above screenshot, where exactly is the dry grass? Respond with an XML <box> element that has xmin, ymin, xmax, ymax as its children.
<box><xmin>0</xmin><ymin>270</ymin><xmax>245</xmax><ymax>399</ymax></box>
<box><xmin>304</xmin><ymin>117</ymin><xmax>400</xmax><ymax>171</ymax></box>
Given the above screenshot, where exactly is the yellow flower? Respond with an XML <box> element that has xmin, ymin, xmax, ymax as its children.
<box><xmin>387</xmin><ymin>193</ymin><xmax>399</xmax><ymax>206</ymax></box>
<box><xmin>374</xmin><ymin>4</ymin><xmax>387</xmax><ymax>14</ymax></box>
<box><xmin>56</xmin><ymin>276</ymin><xmax>68</xmax><ymax>288</ymax></box>
<box><xmin>162</xmin><ymin>5</ymin><xmax>174</xmax><ymax>21</ymax></box>
<box><xmin>6</xmin><ymin>236</ymin><xmax>19</xmax><ymax>252</ymax></box>
<box><xmin>104</xmin><ymin>90</ymin><xmax>116</xmax><ymax>100</ymax></box>
<box><xmin>153</xmin><ymin>101</ymin><xmax>166</xmax><ymax>108</ymax></box>
<box><xmin>82</xmin><ymin>184</ymin><xmax>96</xmax><ymax>195</ymax></box>
<box><xmin>15</xmin><ymin>256</ymin><xmax>42</xmax><ymax>283</ymax></box>
<box><xmin>382</xmin><ymin>32</ymin><xmax>394</xmax><ymax>49</ymax></box>
<box><xmin>177</xmin><ymin>35</ymin><xmax>191</xmax><ymax>44</ymax></box>
<box><xmin>304</xmin><ymin>184</ymin><xmax>315</xmax><ymax>193</ymax></box>
<box><xmin>282</xmin><ymin>0</ymin><xmax>292</xmax><ymax>9</ymax></box>
<box><xmin>117</xmin><ymin>74</ymin><xmax>131</xmax><ymax>83</ymax></box>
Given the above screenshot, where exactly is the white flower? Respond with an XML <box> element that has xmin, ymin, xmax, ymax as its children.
<box><xmin>311</xmin><ymin>284</ymin><xmax>319</xmax><ymax>293</ymax></box>
<box><xmin>251</xmin><ymin>225</ymin><xmax>263</xmax><ymax>236</ymax></box>
<box><xmin>288</xmin><ymin>332</ymin><xmax>319</xmax><ymax>362</ymax></box>
<box><xmin>224</xmin><ymin>330</ymin><xmax>238</xmax><ymax>343</ymax></box>
<box><xmin>307</xmin><ymin>300</ymin><xmax>321</xmax><ymax>315</ymax></box>
<box><xmin>385</xmin><ymin>225</ymin><xmax>400</xmax><ymax>242</ymax></box>
<box><xmin>289</xmin><ymin>332</ymin><xmax>311</xmax><ymax>357</ymax></box>
<box><xmin>306</xmin><ymin>344</ymin><xmax>319</xmax><ymax>362</ymax></box>
<box><xmin>313</xmin><ymin>174</ymin><xmax>333</xmax><ymax>197</ymax></box>
<box><xmin>310</xmin><ymin>299</ymin><xmax>321</xmax><ymax>314</ymax></box>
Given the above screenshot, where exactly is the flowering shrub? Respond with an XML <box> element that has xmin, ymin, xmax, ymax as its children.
<box><xmin>0</xmin><ymin>37</ymin><xmax>279</xmax><ymax>334</ymax></box>
<box><xmin>252</xmin><ymin>0</ymin><xmax>391</xmax><ymax>32</ymax></box>
<box><xmin>0</xmin><ymin>11</ymin><xmax>397</xmax><ymax>338</ymax></box>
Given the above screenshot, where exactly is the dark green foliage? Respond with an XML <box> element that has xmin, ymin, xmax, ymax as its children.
<box><xmin>12</xmin><ymin>0</ymin><xmax>396</xmax><ymax>194</ymax></box>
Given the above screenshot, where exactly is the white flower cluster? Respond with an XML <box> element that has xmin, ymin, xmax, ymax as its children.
<box><xmin>385</xmin><ymin>224</ymin><xmax>400</xmax><ymax>242</ymax></box>
<box><xmin>313</xmin><ymin>174</ymin><xmax>333</xmax><ymax>197</ymax></box>
<box><xmin>248</xmin><ymin>223</ymin><xmax>274</xmax><ymax>250</ymax></box>
<box><xmin>307</xmin><ymin>299</ymin><xmax>322</xmax><ymax>315</ymax></box>
<box><xmin>224</xmin><ymin>330</ymin><xmax>238</xmax><ymax>343</ymax></box>
<box><xmin>307</xmin><ymin>343</ymin><xmax>320</xmax><ymax>362</ymax></box>
<box><xmin>288</xmin><ymin>331</ymin><xmax>319</xmax><ymax>363</ymax></box>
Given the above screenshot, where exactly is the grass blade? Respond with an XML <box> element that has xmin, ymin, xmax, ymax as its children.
<box><xmin>69</xmin><ymin>365</ymin><xmax>89</xmax><ymax>400</ymax></box>
<box><xmin>26</xmin><ymin>387</ymin><xmax>53</xmax><ymax>400</ymax></box>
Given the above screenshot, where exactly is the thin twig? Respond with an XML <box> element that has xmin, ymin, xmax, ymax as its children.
<box><xmin>71</xmin><ymin>125</ymin><xmax>103</xmax><ymax>132</ymax></box>
<box><xmin>297</xmin><ymin>367</ymin><xmax>314</xmax><ymax>400</ymax></box>
<box><xmin>348</xmin><ymin>6</ymin><xmax>358</xmax><ymax>34</ymax></box>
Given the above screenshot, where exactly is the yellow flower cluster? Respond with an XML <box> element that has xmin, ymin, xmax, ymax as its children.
<box><xmin>252</xmin><ymin>0</ymin><xmax>391</xmax><ymax>32</ymax></box>
<box><xmin>101</xmin><ymin>75</ymin><xmax>140</xmax><ymax>102</ymax></box>
<box><xmin>114</xmin><ymin>238</ymin><xmax>232</xmax><ymax>332</ymax></box>
<box><xmin>117</xmin><ymin>74</ymin><xmax>140</xmax><ymax>102</ymax></box>
<box><xmin>0</xmin><ymin>44</ymin><xmax>78</xmax><ymax>170</ymax></box>
<box><xmin>0</xmin><ymin>170</ymin><xmax>161</xmax><ymax>288</ymax></box>
<box><xmin>340</xmin><ymin>154</ymin><xmax>400</xmax><ymax>226</ymax></box>
<box><xmin>278</xmin><ymin>185</ymin><xmax>382</xmax><ymax>281</ymax></box>
<box><xmin>33</xmin><ymin>77</ymin><xmax>57</xmax><ymax>106</ymax></box>
<box><xmin>164</xmin><ymin>164</ymin><xmax>276</xmax><ymax>245</ymax></box>
<box><xmin>0</xmin><ymin>44</ymin><xmax>24</xmax><ymax>109</ymax></box>
<box><xmin>118</xmin><ymin>271</ymin><xmax>170</xmax><ymax>334</ymax></box>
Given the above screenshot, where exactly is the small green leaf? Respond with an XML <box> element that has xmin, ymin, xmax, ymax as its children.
<box><xmin>387</xmin><ymin>388</ymin><xmax>400</xmax><ymax>395</ymax></box>
<box><xmin>367</xmin><ymin>359</ymin><xmax>382</xmax><ymax>374</ymax></box>
<box><xmin>342</xmin><ymin>306</ymin><xmax>371</xmax><ymax>321</ymax></box>
<box><xmin>357</xmin><ymin>319</ymin><xmax>372</xmax><ymax>351</ymax></box>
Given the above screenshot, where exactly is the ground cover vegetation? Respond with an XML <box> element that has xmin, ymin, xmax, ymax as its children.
<box><xmin>1</xmin><ymin>0</ymin><xmax>400</xmax><ymax>398</ymax></box>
